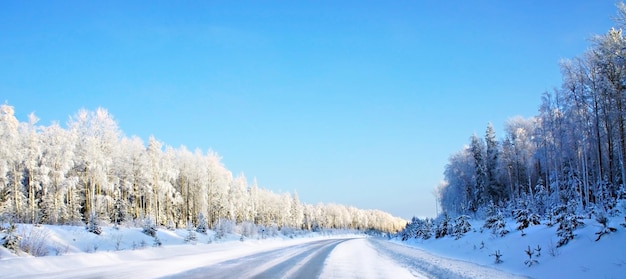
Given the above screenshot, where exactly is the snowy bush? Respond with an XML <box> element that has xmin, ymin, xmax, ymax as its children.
<box><xmin>239</xmin><ymin>222</ymin><xmax>258</xmax><ymax>238</ymax></box>
<box><xmin>166</xmin><ymin>220</ymin><xmax>176</xmax><ymax>231</ymax></box>
<box><xmin>513</xmin><ymin>209</ymin><xmax>541</xmax><ymax>234</ymax></box>
<box><xmin>214</xmin><ymin>218</ymin><xmax>236</xmax><ymax>239</ymax></box>
<box><xmin>594</xmin><ymin>211</ymin><xmax>617</xmax><ymax>241</ymax></box>
<box><xmin>86</xmin><ymin>212</ymin><xmax>102</xmax><ymax>235</ymax></box>
<box><xmin>1</xmin><ymin>223</ymin><xmax>20</xmax><ymax>253</ymax></box>
<box><xmin>184</xmin><ymin>230</ymin><xmax>197</xmax><ymax>244</ymax></box>
<box><xmin>267</xmin><ymin>223</ymin><xmax>279</xmax><ymax>237</ymax></box>
<box><xmin>524</xmin><ymin>245</ymin><xmax>539</xmax><ymax>267</ymax></box>
<box><xmin>556</xmin><ymin>214</ymin><xmax>580</xmax><ymax>247</ymax></box>
<box><xmin>554</xmin><ymin>203</ymin><xmax>584</xmax><ymax>247</ymax></box>
<box><xmin>399</xmin><ymin>217</ymin><xmax>422</xmax><ymax>241</ymax></box>
<box><xmin>483</xmin><ymin>210</ymin><xmax>509</xmax><ymax>237</ymax></box>
<box><xmin>196</xmin><ymin>213</ymin><xmax>208</xmax><ymax>234</ymax></box>
<box><xmin>153</xmin><ymin>236</ymin><xmax>162</xmax><ymax>247</ymax></box>
<box><xmin>19</xmin><ymin>226</ymin><xmax>49</xmax><ymax>257</ymax></box>
<box><xmin>184</xmin><ymin>221</ymin><xmax>198</xmax><ymax>244</ymax></box>
<box><xmin>435</xmin><ymin>213</ymin><xmax>452</xmax><ymax>239</ymax></box>
<box><xmin>142</xmin><ymin>217</ymin><xmax>157</xmax><ymax>237</ymax></box>
<box><xmin>490</xmin><ymin>250</ymin><xmax>503</xmax><ymax>264</ymax></box>
<box><xmin>112</xmin><ymin>198</ymin><xmax>128</xmax><ymax>225</ymax></box>
<box><xmin>420</xmin><ymin>218</ymin><xmax>433</xmax><ymax>240</ymax></box>
<box><xmin>453</xmin><ymin>215</ymin><xmax>471</xmax><ymax>239</ymax></box>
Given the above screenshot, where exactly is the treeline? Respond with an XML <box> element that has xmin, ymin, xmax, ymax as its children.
<box><xmin>0</xmin><ymin>105</ymin><xmax>405</xmax><ymax>233</ymax></box>
<box><xmin>438</xmin><ymin>4</ymin><xmax>626</xmax><ymax>218</ymax></box>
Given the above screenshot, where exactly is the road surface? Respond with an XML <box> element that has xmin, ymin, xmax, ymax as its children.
<box><xmin>5</xmin><ymin>237</ymin><xmax>526</xmax><ymax>278</ymax></box>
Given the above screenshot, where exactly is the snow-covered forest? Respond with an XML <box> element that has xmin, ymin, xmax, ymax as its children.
<box><xmin>0</xmin><ymin>104</ymin><xmax>405</xmax><ymax>233</ymax></box>
<box><xmin>400</xmin><ymin>4</ymin><xmax>626</xmax><ymax>245</ymax></box>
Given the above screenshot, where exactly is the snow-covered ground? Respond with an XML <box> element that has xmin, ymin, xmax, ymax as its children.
<box><xmin>1</xmin><ymin>217</ymin><xmax>624</xmax><ymax>278</ymax></box>
<box><xmin>0</xmin><ymin>224</ymin><xmax>351</xmax><ymax>278</ymax></box>
<box><xmin>395</xmin><ymin>216</ymin><xmax>626</xmax><ymax>279</ymax></box>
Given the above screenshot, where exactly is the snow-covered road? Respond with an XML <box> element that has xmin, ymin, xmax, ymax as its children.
<box><xmin>1</xmin><ymin>237</ymin><xmax>526</xmax><ymax>278</ymax></box>
<box><xmin>164</xmin><ymin>238</ymin><xmax>350</xmax><ymax>279</ymax></box>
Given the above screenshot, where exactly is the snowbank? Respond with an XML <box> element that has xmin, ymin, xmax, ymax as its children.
<box><xmin>395</xmin><ymin>216</ymin><xmax>626</xmax><ymax>278</ymax></box>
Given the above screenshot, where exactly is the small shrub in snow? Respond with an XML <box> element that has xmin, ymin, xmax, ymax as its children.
<box><xmin>196</xmin><ymin>213</ymin><xmax>208</xmax><ymax>234</ymax></box>
<box><xmin>524</xmin><ymin>245</ymin><xmax>539</xmax><ymax>267</ymax></box>
<box><xmin>535</xmin><ymin>245</ymin><xmax>541</xmax><ymax>257</ymax></box>
<box><xmin>547</xmin><ymin>239</ymin><xmax>559</xmax><ymax>257</ymax></box>
<box><xmin>52</xmin><ymin>244</ymin><xmax>69</xmax><ymax>256</ymax></box>
<box><xmin>239</xmin><ymin>221</ymin><xmax>257</xmax><ymax>238</ymax></box>
<box><xmin>267</xmin><ymin>223</ymin><xmax>279</xmax><ymax>237</ymax></box>
<box><xmin>490</xmin><ymin>250</ymin><xmax>503</xmax><ymax>264</ymax></box>
<box><xmin>19</xmin><ymin>226</ymin><xmax>49</xmax><ymax>257</ymax></box>
<box><xmin>184</xmin><ymin>227</ymin><xmax>198</xmax><ymax>245</ymax></box>
<box><xmin>114</xmin><ymin>234</ymin><xmax>123</xmax><ymax>251</ymax></box>
<box><xmin>594</xmin><ymin>211</ymin><xmax>617</xmax><ymax>241</ymax></box>
<box><xmin>214</xmin><ymin>218</ymin><xmax>236</xmax><ymax>239</ymax></box>
<box><xmin>86</xmin><ymin>213</ymin><xmax>102</xmax><ymax>235</ymax></box>
<box><xmin>142</xmin><ymin>217</ymin><xmax>157</xmax><ymax>237</ymax></box>
<box><xmin>166</xmin><ymin>220</ymin><xmax>176</xmax><ymax>231</ymax></box>
<box><xmin>185</xmin><ymin>231</ymin><xmax>197</xmax><ymax>244</ymax></box>
<box><xmin>153</xmin><ymin>236</ymin><xmax>162</xmax><ymax>247</ymax></box>
<box><xmin>2</xmin><ymin>223</ymin><xmax>20</xmax><ymax>253</ymax></box>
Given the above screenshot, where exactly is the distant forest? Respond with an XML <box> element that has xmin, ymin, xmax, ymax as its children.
<box><xmin>0</xmin><ymin>105</ymin><xmax>405</xmax><ymax>233</ymax></box>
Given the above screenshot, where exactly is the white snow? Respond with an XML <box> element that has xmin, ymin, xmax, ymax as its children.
<box><xmin>395</xmin><ymin>216</ymin><xmax>626</xmax><ymax>279</ymax></box>
<box><xmin>320</xmin><ymin>238</ymin><xmax>421</xmax><ymax>279</ymax></box>
<box><xmin>0</xmin><ymin>224</ymin><xmax>351</xmax><ymax>278</ymax></box>
<box><xmin>1</xmin><ymin>217</ymin><xmax>625</xmax><ymax>278</ymax></box>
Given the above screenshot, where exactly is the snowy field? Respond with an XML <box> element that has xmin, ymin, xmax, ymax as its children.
<box><xmin>0</xmin><ymin>218</ymin><xmax>624</xmax><ymax>278</ymax></box>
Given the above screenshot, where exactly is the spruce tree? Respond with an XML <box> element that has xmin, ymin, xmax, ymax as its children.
<box><xmin>483</xmin><ymin>205</ymin><xmax>509</xmax><ymax>237</ymax></box>
<box><xmin>196</xmin><ymin>212</ymin><xmax>208</xmax><ymax>234</ymax></box>
<box><xmin>86</xmin><ymin>212</ymin><xmax>102</xmax><ymax>235</ymax></box>
<box><xmin>2</xmin><ymin>223</ymin><xmax>21</xmax><ymax>253</ymax></box>
<box><xmin>142</xmin><ymin>217</ymin><xmax>157</xmax><ymax>237</ymax></box>
<box><xmin>453</xmin><ymin>215</ymin><xmax>471</xmax><ymax>239</ymax></box>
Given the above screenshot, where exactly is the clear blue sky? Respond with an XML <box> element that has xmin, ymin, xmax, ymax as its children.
<box><xmin>0</xmin><ymin>1</ymin><xmax>618</xmax><ymax>219</ymax></box>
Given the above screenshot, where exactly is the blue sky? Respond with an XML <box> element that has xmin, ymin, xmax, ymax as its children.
<box><xmin>0</xmin><ymin>1</ymin><xmax>618</xmax><ymax>219</ymax></box>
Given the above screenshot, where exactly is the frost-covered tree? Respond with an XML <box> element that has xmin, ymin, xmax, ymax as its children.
<box><xmin>420</xmin><ymin>218</ymin><xmax>433</xmax><ymax>240</ymax></box>
<box><xmin>2</xmin><ymin>223</ymin><xmax>20</xmax><ymax>253</ymax></box>
<box><xmin>453</xmin><ymin>215</ymin><xmax>472</xmax><ymax>239</ymax></box>
<box><xmin>39</xmin><ymin>123</ymin><xmax>79</xmax><ymax>224</ymax></box>
<box><xmin>142</xmin><ymin>217</ymin><xmax>157</xmax><ymax>237</ymax></box>
<box><xmin>435</xmin><ymin>213</ymin><xmax>452</xmax><ymax>238</ymax></box>
<box><xmin>196</xmin><ymin>212</ymin><xmax>208</xmax><ymax>234</ymax></box>
<box><xmin>86</xmin><ymin>212</ymin><xmax>102</xmax><ymax>235</ymax></box>
<box><xmin>69</xmin><ymin>108</ymin><xmax>120</xmax><ymax>219</ymax></box>
<box><xmin>0</xmin><ymin>104</ymin><xmax>407</xmax><ymax>234</ymax></box>
<box><xmin>513</xmin><ymin>209</ymin><xmax>540</xmax><ymax>232</ymax></box>
<box><xmin>483</xmin><ymin>205</ymin><xmax>509</xmax><ymax>237</ymax></box>
<box><xmin>184</xmin><ymin>225</ymin><xmax>197</xmax><ymax>244</ymax></box>
<box><xmin>0</xmin><ymin>104</ymin><xmax>26</xmax><ymax>222</ymax></box>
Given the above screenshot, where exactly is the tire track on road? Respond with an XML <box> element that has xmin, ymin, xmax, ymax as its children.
<box><xmin>162</xmin><ymin>238</ymin><xmax>350</xmax><ymax>279</ymax></box>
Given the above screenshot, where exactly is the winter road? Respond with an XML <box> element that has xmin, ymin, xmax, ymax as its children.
<box><xmin>6</xmin><ymin>237</ymin><xmax>526</xmax><ymax>279</ymax></box>
<box><xmin>163</xmin><ymin>238</ymin><xmax>350</xmax><ymax>279</ymax></box>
